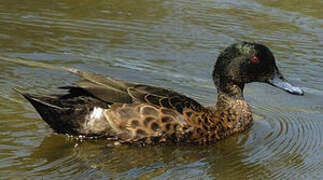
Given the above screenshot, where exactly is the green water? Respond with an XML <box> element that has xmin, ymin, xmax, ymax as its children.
<box><xmin>0</xmin><ymin>0</ymin><xmax>322</xmax><ymax>179</ymax></box>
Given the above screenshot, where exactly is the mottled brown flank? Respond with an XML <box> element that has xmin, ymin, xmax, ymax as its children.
<box><xmin>161</xmin><ymin>116</ymin><xmax>172</xmax><ymax>123</ymax></box>
<box><xmin>144</xmin><ymin>117</ymin><xmax>154</xmax><ymax>127</ymax></box>
<box><xmin>185</xmin><ymin>111</ymin><xmax>193</xmax><ymax>117</ymax></box>
<box><xmin>142</xmin><ymin>106</ymin><xmax>158</xmax><ymax>116</ymax></box>
<box><xmin>160</xmin><ymin>98</ymin><xmax>171</xmax><ymax>108</ymax></box>
<box><xmin>136</xmin><ymin>129</ymin><xmax>147</xmax><ymax>136</ymax></box>
<box><xmin>151</xmin><ymin>122</ymin><xmax>160</xmax><ymax>132</ymax></box>
<box><xmin>129</xmin><ymin>94</ymin><xmax>250</xmax><ymax>144</ymax></box>
<box><xmin>84</xmin><ymin>90</ymin><xmax>251</xmax><ymax>144</ymax></box>
<box><xmin>131</xmin><ymin>120</ymin><xmax>139</xmax><ymax>128</ymax></box>
<box><xmin>165</xmin><ymin>124</ymin><xmax>171</xmax><ymax>131</ymax></box>
<box><xmin>161</xmin><ymin>109</ymin><xmax>177</xmax><ymax>116</ymax></box>
<box><xmin>145</xmin><ymin>95</ymin><xmax>160</xmax><ymax>106</ymax></box>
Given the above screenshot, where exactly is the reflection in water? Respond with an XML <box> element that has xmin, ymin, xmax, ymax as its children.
<box><xmin>30</xmin><ymin>133</ymin><xmax>263</xmax><ymax>179</ymax></box>
<box><xmin>0</xmin><ymin>0</ymin><xmax>322</xmax><ymax>179</ymax></box>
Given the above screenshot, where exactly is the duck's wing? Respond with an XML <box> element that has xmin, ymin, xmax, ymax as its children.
<box><xmin>62</xmin><ymin>71</ymin><xmax>134</xmax><ymax>104</ymax></box>
<box><xmin>65</xmin><ymin>71</ymin><xmax>204</xmax><ymax>113</ymax></box>
<box><xmin>127</xmin><ymin>84</ymin><xmax>204</xmax><ymax>113</ymax></box>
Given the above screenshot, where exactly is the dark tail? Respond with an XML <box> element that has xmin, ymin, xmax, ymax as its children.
<box><xmin>17</xmin><ymin>90</ymin><xmax>85</xmax><ymax>135</ymax></box>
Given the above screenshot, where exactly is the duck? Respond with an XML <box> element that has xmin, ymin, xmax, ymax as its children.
<box><xmin>15</xmin><ymin>42</ymin><xmax>304</xmax><ymax>144</ymax></box>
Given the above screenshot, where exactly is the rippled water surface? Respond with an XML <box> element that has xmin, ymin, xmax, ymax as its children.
<box><xmin>0</xmin><ymin>0</ymin><xmax>322</xmax><ymax>179</ymax></box>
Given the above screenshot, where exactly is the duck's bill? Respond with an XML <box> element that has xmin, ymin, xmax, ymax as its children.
<box><xmin>267</xmin><ymin>70</ymin><xmax>304</xmax><ymax>96</ymax></box>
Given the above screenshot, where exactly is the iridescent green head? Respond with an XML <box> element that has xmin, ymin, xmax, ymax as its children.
<box><xmin>213</xmin><ymin>42</ymin><xmax>304</xmax><ymax>96</ymax></box>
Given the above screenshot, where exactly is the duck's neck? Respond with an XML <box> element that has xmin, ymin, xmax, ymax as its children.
<box><xmin>217</xmin><ymin>81</ymin><xmax>244</xmax><ymax>100</ymax></box>
<box><xmin>214</xmin><ymin>82</ymin><xmax>253</xmax><ymax>134</ymax></box>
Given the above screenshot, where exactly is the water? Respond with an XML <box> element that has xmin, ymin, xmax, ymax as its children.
<box><xmin>0</xmin><ymin>0</ymin><xmax>322</xmax><ymax>179</ymax></box>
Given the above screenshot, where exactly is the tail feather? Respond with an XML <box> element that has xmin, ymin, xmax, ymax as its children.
<box><xmin>16</xmin><ymin>89</ymin><xmax>113</xmax><ymax>137</ymax></box>
<box><xmin>17</xmin><ymin>90</ymin><xmax>84</xmax><ymax>135</ymax></box>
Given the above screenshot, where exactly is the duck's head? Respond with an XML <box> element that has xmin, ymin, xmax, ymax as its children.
<box><xmin>213</xmin><ymin>42</ymin><xmax>304</xmax><ymax>97</ymax></box>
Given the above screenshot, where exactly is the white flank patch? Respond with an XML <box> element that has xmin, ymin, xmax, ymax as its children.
<box><xmin>84</xmin><ymin>107</ymin><xmax>107</xmax><ymax>134</ymax></box>
<box><xmin>90</xmin><ymin>107</ymin><xmax>103</xmax><ymax>120</ymax></box>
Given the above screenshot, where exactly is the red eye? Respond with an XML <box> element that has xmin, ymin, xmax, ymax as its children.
<box><xmin>251</xmin><ymin>56</ymin><xmax>259</xmax><ymax>63</ymax></box>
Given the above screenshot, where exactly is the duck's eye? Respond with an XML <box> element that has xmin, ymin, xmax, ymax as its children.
<box><xmin>251</xmin><ymin>56</ymin><xmax>259</xmax><ymax>63</ymax></box>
